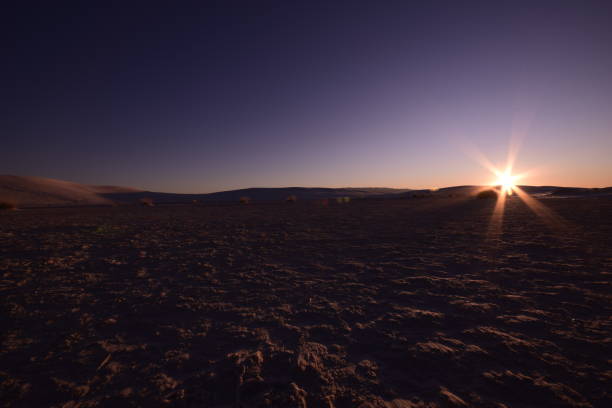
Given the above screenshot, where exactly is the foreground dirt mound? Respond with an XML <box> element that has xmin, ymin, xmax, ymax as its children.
<box><xmin>1</xmin><ymin>197</ymin><xmax>611</xmax><ymax>407</ymax></box>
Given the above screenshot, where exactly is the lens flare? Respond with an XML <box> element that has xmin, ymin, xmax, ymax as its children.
<box><xmin>464</xmin><ymin>142</ymin><xmax>565</xmax><ymax>238</ymax></box>
<box><xmin>492</xmin><ymin>169</ymin><xmax>520</xmax><ymax>196</ymax></box>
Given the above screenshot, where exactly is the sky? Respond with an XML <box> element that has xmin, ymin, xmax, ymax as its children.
<box><xmin>2</xmin><ymin>1</ymin><xmax>612</xmax><ymax>192</ymax></box>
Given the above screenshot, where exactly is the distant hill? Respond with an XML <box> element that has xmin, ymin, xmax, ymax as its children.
<box><xmin>99</xmin><ymin>187</ymin><xmax>419</xmax><ymax>206</ymax></box>
<box><xmin>395</xmin><ymin>185</ymin><xmax>612</xmax><ymax>198</ymax></box>
<box><xmin>0</xmin><ymin>175</ymin><xmax>142</xmax><ymax>207</ymax></box>
<box><xmin>547</xmin><ymin>186</ymin><xmax>612</xmax><ymax>196</ymax></box>
<box><xmin>1</xmin><ymin>175</ymin><xmax>610</xmax><ymax>208</ymax></box>
<box><xmin>109</xmin><ymin>187</ymin><xmax>413</xmax><ymax>205</ymax></box>
<box><xmin>0</xmin><ymin>175</ymin><xmax>411</xmax><ymax>207</ymax></box>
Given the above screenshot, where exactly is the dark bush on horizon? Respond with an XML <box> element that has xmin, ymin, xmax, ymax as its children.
<box><xmin>140</xmin><ymin>197</ymin><xmax>154</xmax><ymax>207</ymax></box>
<box><xmin>0</xmin><ymin>200</ymin><xmax>17</xmax><ymax>210</ymax></box>
<box><xmin>476</xmin><ymin>189</ymin><xmax>498</xmax><ymax>199</ymax></box>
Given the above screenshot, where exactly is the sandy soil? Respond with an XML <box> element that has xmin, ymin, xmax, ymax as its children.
<box><xmin>1</xmin><ymin>197</ymin><xmax>611</xmax><ymax>407</ymax></box>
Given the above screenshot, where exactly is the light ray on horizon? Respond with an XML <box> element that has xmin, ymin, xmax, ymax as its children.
<box><xmin>462</xmin><ymin>142</ymin><xmax>500</xmax><ymax>176</ymax></box>
<box><xmin>487</xmin><ymin>188</ymin><xmax>507</xmax><ymax>239</ymax></box>
<box><xmin>481</xmin><ymin>165</ymin><xmax>567</xmax><ymax>237</ymax></box>
<box><xmin>512</xmin><ymin>186</ymin><xmax>567</xmax><ymax>230</ymax></box>
<box><xmin>466</xmin><ymin>119</ymin><xmax>567</xmax><ymax>237</ymax></box>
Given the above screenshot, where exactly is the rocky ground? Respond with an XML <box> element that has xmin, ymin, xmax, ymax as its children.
<box><xmin>1</xmin><ymin>196</ymin><xmax>611</xmax><ymax>407</ymax></box>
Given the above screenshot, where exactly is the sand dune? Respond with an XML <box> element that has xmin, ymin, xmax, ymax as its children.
<box><xmin>0</xmin><ymin>175</ymin><xmax>142</xmax><ymax>208</ymax></box>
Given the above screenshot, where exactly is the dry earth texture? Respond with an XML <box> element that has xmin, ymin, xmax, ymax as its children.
<box><xmin>1</xmin><ymin>197</ymin><xmax>611</xmax><ymax>408</ymax></box>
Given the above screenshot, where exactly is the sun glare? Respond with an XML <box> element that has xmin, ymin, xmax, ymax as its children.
<box><xmin>493</xmin><ymin>170</ymin><xmax>518</xmax><ymax>195</ymax></box>
<box><xmin>464</xmin><ymin>117</ymin><xmax>566</xmax><ymax>237</ymax></box>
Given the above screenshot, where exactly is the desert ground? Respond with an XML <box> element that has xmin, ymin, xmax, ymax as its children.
<box><xmin>1</xmin><ymin>196</ymin><xmax>611</xmax><ymax>407</ymax></box>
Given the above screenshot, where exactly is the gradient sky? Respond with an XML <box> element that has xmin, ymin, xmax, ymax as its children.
<box><xmin>3</xmin><ymin>1</ymin><xmax>612</xmax><ymax>192</ymax></box>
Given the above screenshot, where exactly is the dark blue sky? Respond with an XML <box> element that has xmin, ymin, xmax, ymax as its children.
<box><xmin>3</xmin><ymin>1</ymin><xmax>611</xmax><ymax>192</ymax></box>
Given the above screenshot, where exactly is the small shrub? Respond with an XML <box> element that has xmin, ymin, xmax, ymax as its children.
<box><xmin>140</xmin><ymin>197</ymin><xmax>154</xmax><ymax>207</ymax></box>
<box><xmin>0</xmin><ymin>200</ymin><xmax>17</xmax><ymax>210</ymax></box>
<box><xmin>314</xmin><ymin>198</ymin><xmax>329</xmax><ymax>207</ymax></box>
<box><xmin>239</xmin><ymin>196</ymin><xmax>251</xmax><ymax>204</ymax></box>
<box><xmin>286</xmin><ymin>195</ymin><xmax>297</xmax><ymax>203</ymax></box>
<box><xmin>94</xmin><ymin>225</ymin><xmax>113</xmax><ymax>234</ymax></box>
<box><xmin>476</xmin><ymin>189</ymin><xmax>498</xmax><ymax>199</ymax></box>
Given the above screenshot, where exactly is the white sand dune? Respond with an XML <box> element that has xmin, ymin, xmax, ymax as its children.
<box><xmin>0</xmin><ymin>175</ymin><xmax>141</xmax><ymax>207</ymax></box>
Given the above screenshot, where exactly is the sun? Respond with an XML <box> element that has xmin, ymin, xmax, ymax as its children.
<box><xmin>465</xmin><ymin>132</ymin><xmax>565</xmax><ymax>237</ymax></box>
<box><xmin>493</xmin><ymin>170</ymin><xmax>518</xmax><ymax>195</ymax></box>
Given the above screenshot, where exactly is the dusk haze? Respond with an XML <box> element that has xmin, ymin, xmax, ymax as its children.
<box><xmin>3</xmin><ymin>1</ymin><xmax>612</xmax><ymax>192</ymax></box>
<box><xmin>1</xmin><ymin>2</ymin><xmax>611</xmax><ymax>408</ymax></box>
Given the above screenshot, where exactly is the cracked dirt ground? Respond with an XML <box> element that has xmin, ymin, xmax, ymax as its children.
<box><xmin>1</xmin><ymin>197</ymin><xmax>611</xmax><ymax>407</ymax></box>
